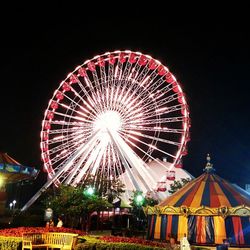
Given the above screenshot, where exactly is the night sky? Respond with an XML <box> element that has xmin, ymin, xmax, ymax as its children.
<box><xmin>1</xmin><ymin>7</ymin><xmax>249</xmax><ymax>201</ymax></box>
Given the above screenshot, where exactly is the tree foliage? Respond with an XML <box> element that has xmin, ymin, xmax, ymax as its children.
<box><xmin>40</xmin><ymin>174</ymin><xmax>125</xmax><ymax>229</ymax></box>
<box><xmin>128</xmin><ymin>190</ymin><xmax>159</xmax><ymax>230</ymax></box>
<box><xmin>168</xmin><ymin>178</ymin><xmax>191</xmax><ymax>194</ymax></box>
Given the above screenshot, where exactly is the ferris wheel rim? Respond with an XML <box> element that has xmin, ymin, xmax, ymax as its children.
<box><xmin>40</xmin><ymin>49</ymin><xmax>191</xmax><ymax>190</ymax></box>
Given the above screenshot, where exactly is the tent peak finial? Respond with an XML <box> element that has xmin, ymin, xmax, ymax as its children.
<box><xmin>204</xmin><ymin>153</ymin><xmax>215</xmax><ymax>173</ymax></box>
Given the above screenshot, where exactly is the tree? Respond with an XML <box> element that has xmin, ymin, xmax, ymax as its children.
<box><xmin>129</xmin><ymin>190</ymin><xmax>159</xmax><ymax>230</ymax></box>
<box><xmin>41</xmin><ymin>184</ymin><xmax>112</xmax><ymax>230</ymax></box>
<box><xmin>168</xmin><ymin>178</ymin><xmax>191</xmax><ymax>194</ymax></box>
<box><xmin>40</xmin><ymin>174</ymin><xmax>125</xmax><ymax>230</ymax></box>
<box><xmin>96</xmin><ymin>175</ymin><xmax>125</xmax><ymax>203</ymax></box>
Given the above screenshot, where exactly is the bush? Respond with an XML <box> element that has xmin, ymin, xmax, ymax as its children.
<box><xmin>0</xmin><ymin>236</ymin><xmax>22</xmax><ymax>250</ymax></box>
<box><xmin>75</xmin><ymin>236</ymin><xmax>171</xmax><ymax>250</ymax></box>
<box><xmin>75</xmin><ymin>242</ymin><xmax>167</xmax><ymax>250</ymax></box>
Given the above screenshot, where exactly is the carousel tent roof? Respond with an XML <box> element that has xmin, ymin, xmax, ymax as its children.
<box><xmin>159</xmin><ymin>155</ymin><xmax>250</xmax><ymax>208</ymax></box>
<box><xmin>0</xmin><ymin>152</ymin><xmax>39</xmax><ymax>183</ymax></box>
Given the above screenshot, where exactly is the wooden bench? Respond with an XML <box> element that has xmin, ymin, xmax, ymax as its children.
<box><xmin>22</xmin><ymin>232</ymin><xmax>78</xmax><ymax>250</ymax></box>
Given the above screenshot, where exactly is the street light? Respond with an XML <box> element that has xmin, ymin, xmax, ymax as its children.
<box><xmin>9</xmin><ymin>202</ymin><xmax>13</xmax><ymax>210</ymax></box>
<box><xmin>135</xmin><ymin>194</ymin><xmax>144</xmax><ymax>206</ymax></box>
<box><xmin>13</xmin><ymin>200</ymin><xmax>16</xmax><ymax>209</ymax></box>
<box><xmin>134</xmin><ymin>193</ymin><xmax>145</xmax><ymax>231</ymax></box>
<box><xmin>83</xmin><ymin>186</ymin><xmax>95</xmax><ymax>197</ymax></box>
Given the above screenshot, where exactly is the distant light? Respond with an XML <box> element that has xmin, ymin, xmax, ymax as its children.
<box><xmin>84</xmin><ymin>186</ymin><xmax>95</xmax><ymax>197</ymax></box>
<box><xmin>135</xmin><ymin>194</ymin><xmax>144</xmax><ymax>206</ymax></box>
<box><xmin>0</xmin><ymin>176</ymin><xmax>4</xmax><ymax>187</ymax></box>
<box><xmin>86</xmin><ymin>187</ymin><xmax>94</xmax><ymax>196</ymax></box>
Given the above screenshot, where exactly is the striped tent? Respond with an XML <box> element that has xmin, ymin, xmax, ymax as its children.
<box><xmin>0</xmin><ymin>152</ymin><xmax>39</xmax><ymax>214</ymax></box>
<box><xmin>145</xmin><ymin>155</ymin><xmax>250</xmax><ymax>247</ymax></box>
<box><xmin>0</xmin><ymin>152</ymin><xmax>38</xmax><ymax>182</ymax></box>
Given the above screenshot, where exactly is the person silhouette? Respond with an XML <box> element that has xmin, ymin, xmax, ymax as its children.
<box><xmin>180</xmin><ymin>233</ymin><xmax>191</xmax><ymax>250</ymax></box>
<box><xmin>46</xmin><ymin>219</ymin><xmax>54</xmax><ymax>227</ymax></box>
<box><xmin>56</xmin><ymin>216</ymin><xmax>63</xmax><ymax>227</ymax></box>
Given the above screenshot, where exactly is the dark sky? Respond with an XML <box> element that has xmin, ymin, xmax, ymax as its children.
<box><xmin>1</xmin><ymin>8</ymin><xmax>249</xmax><ymax>195</ymax></box>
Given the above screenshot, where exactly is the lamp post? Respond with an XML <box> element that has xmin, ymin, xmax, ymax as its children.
<box><xmin>134</xmin><ymin>193</ymin><xmax>145</xmax><ymax>233</ymax></box>
<box><xmin>13</xmin><ymin>200</ymin><xmax>16</xmax><ymax>210</ymax></box>
<box><xmin>83</xmin><ymin>186</ymin><xmax>95</xmax><ymax>232</ymax></box>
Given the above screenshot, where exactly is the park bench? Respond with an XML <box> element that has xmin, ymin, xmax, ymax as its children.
<box><xmin>22</xmin><ymin>232</ymin><xmax>78</xmax><ymax>250</ymax></box>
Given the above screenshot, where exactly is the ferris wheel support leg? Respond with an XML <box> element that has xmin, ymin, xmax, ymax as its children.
<box><xmin>20</xmin><ymin>166</ymin><xmax>66</xmax><ymax>212</ymax></box>
<box><xmin>108</xmin><ymin>129</ymin><xmax>154</xmax><ymax>193</ymax></box>
<box><xmin>21</xmin><ymin>131</ymin><xmax>100</xmax><ymax>212</ymax></box>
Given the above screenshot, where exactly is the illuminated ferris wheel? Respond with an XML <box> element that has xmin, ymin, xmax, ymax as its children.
<box><xmin>21</xmin><ymin>50</ymin><xmax>190</xmax><ymax>211</ymax></box>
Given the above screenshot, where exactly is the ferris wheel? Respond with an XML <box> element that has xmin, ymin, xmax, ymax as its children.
<box><xmin>21</xmin><ymin>50</ymin><xmax>190</xmax><ymax>211</ymax></box>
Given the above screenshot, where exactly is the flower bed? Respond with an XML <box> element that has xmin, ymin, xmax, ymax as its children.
<box><xmin>0</xmin><ymin>227</ymin><xmax>86</xmax><ymax>250</ymax></box>
<box><xmin>0</xmin><ymin>226</ymin><xmax>86</xmax><ymax>237</ymax></box>
<box><xmin>99</xmin><ymin>235</ymin><xmax>170</xmax><ymax>248</ymax></box>
<box><xmin>76</xmin><ymin>235</ymin><xmax>173</xmax><ymax>250</ymax></box>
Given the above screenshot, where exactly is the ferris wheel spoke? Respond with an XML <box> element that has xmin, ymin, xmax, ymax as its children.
<box><xmin>57</xmin><ymin>87</ymin><xmax>98</xmax><ymax>118</ymax></box>
<box><xmin>119</xmin><ymin>132</ymin><xmax>174</xmax><ymax>168</ymax></box>
<box><xmin>106</xmin><ymin>59</ymin><xmax>114</xmax><ymax>109</ymax></box>
<box><xmin>57</xmin><ymin>78</ymin><xmax>99</xmax><ymax>117</ymax></box>
<box><xmin>123</xmin><ymin>125</ymin><xmax>184</xmax><ymax>134</ymax></box>
<box><xmin>120</xmin><ymin>131</ymin><xmax>177</xmax><ymax>159</ymax></box>
<box><xmin>79</xmin><ymin>74</ymin><xmax>103</xmax><ymax>113</ymax></box>
<box><xmin>48</xmin><ymin>144</ymin><xmax>80</xmax><ymax>167</ymax></box>
<box><xmin>111</xmin><ymin>61</ymin><xmax>127</xmax><ymax>111</ymax></box>
<box><xmin>72</xmin><ymin>138</ymin><xmax>105</xmax><ymax>185</ymax></box>
<box><xmin>118</xmin><ymin>60</ymin><xmax>133</xmax><ymax>93</ymax></box>
<box><xmin>65</xmin><ymin>136</ymin><xmax>101</xmax><ymax>184</ymax></box>
<box><xmin>99</xmin><ymin>63</ymin><xmax>107</xmax><ymax>90</ymax></box>
<box><xmin>48</xmin><ymin>127</ymin><xmax>86</xmax><ymax>135</ymax></box>
<box><xmin>52</xmin><ymin>129</ymin><xmax>100</xmax><ymax>176</ymax></box>
<box><xmin>91</xmin><ymin>141</ymin><xmax>109</xmax><ymax>178</ymax></box>
<box><xmin>121</xmin><ymin>68</ymin><xmax>159</xmax><ymax>108</ymax></box>
<box><xmin>138</xmin><ymin>104</ymin><xmax>185</xmax><ymax>121</ymax></box>
<box><xmin>119</xmin><ymin>61</ymin><xmax>142</xmax><ymax>105</ymax></box>
<box><xmin>113</xmin><ymin>145</ymin><xmax>125</xmax><ymax>177</ymax></box>
<box><xmin>48</xmin><ymin>132</ymin><xmax>91</xmax><ymax>157</ymax></box>
<box><xmin>131</xmin><ymin>92</ymin><xmax>180</xmax><ymax>118</ymax></box>
<box><xmin>137</xmin><ymin>74</ymin><xmax>170</xmax><ymax>101</ymax></box>
<box><xmin>114</xmin><ymin>57</ymin><xmax>135</xmax><ymax>109</ymax></box>
<box><xmin>125</xmin><ymin>116</ymin><xmax>185</xmax><ymax>126</ymax></box>
<box><xmin>109</xmin><ymin>130</ymin><xmax>157</xmax><ymax>191</ymax></box>
<box><xmin>48</xmin><ymin>132</ymin><xmax>92</xmax><ymax>149</ymax></box>
<box><xmin>121</xmin><ymin>129</ymin><xmax>181</xmax><ymax>147</ymax></box>
<box><xmin>46</xmin><ymin>141</ymin><xmax>77</xmax><ymax>159</ymax></box>
<box><xmin>49</xmin><ymin>120</ymin><xmax>85</xmax><ymax>126</ymax></box>
<box><xmin>48</xmin><ymin>130</ymin><xmax>92</xmax><ymax>142</ymax></box>
<box><xmin>59</xmin><ymin>102</ymin><xmax>95</xmax><ymax>121</ymax></box>
<box><xmin>122</xmin><ymin>68</ymin><xmax>152</xmax><ymax>106</ymax></box>
<box><xmin>125</xmin><ymin>82</ymin><xmax>172</xmax><ymax>114</ymax></box>
<box><xmin>53</xmin><ymin>110</ymin><xmax>94</xmax><ymax>124</ymax></box>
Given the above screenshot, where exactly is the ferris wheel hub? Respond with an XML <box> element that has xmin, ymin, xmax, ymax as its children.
<box><xmin>93</xmin><ymin>110</ymin><xmax>122</xmax><ymax>134</ymax></box>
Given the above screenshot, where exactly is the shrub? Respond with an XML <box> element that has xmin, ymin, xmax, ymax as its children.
<box><xmin>75</xmin><ymin>235</ymin><xmax>172</xmax><ymax>250</ymax></box>
<box><xmin>0</xmin><ymin>236</ymin><xmax>22</xmax><ymax>250</ymax></box>
<box><xmin>75</xmin><ymin>242</ymin><xmax>168</xmax><ymax>250</ymax></box>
